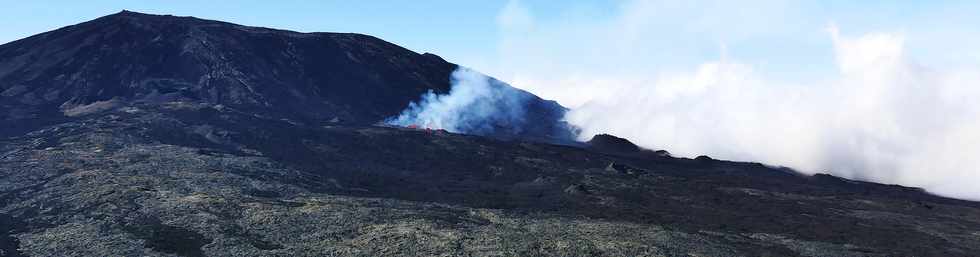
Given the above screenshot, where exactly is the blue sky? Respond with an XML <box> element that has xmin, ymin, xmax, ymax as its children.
<box><xmin>0</xmin><ymin>1</ymin><xmax>497</xmax><ymax>58</ymax></box>
<box><xmin>3</xmin><ymin>1</ymin><xmax>979</xmax><ymax>81</ymax></box>
<box><xmin>0</xmin><ymin>0</ymin><xmax>537</xmax><ymax>71</ymax></box>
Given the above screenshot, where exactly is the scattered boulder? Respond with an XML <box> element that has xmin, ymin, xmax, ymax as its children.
<box><xmin>564</xmin><ymin>184</ymin><xmax>593</xmax><ymax>195</ymax></box>
<box><xmin>605</xmin><ymin>162</ymin><xmax>648</xmax><ymax>176</ymax></box>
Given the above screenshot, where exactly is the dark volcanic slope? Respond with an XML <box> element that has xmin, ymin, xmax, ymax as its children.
<box><xmin>0</xmin><ymin>10</ymin><xmax>452</xmax><ymax>125</ymax></box>
<box><xmin>0</xmin><ymin>11</ymin><xmax>571</xmax><ymax>142</ymax></box>
<box><xmin>1</xmin><ymin>103</ymin><xmax>979</xmax><ymax>256</ymax></box>
<box><xmin>1</xmin><ymin>11</ymin><xmax>980</xmax><ymax>257</ymax></box>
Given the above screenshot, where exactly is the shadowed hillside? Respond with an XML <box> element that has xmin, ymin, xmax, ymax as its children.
<box><xmin>0</xmin><ymin>11</ymin><xmax>574</xmax><ymax>143</ymax></box>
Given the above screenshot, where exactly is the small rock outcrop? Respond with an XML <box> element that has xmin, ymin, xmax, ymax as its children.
<box><xmin>587</xmin><ymin>134</ymin><xmax>671</xmax><ymax>158</ymax></box>
<box><xmin>588</xmin><ymin>134</ymin><xmax>640</xmax><ymax>153</ymax></box>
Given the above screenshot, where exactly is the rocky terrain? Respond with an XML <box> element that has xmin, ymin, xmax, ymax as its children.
<box><xmin>1</xmin><ymin>11</ymin><xmax>979</xmax><ymax>257</ymax></box>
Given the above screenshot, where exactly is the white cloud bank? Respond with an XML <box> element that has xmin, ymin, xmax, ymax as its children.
<box><xmin>488</xmin><ymin>0</ymin><xmax>980</xmax><ymax>200</ymax></box>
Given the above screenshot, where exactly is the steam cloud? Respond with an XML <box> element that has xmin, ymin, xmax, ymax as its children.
<box><xmin>481</xmin><ymin>0</ymin><xmax>980</xmax><ymax>200</ymax></box>
<box><xmin>385</xmin><ymin>67</ymin><xmax>531</xmax><ymax>136</ymax></box>
<box><xmin>567</xmin><ymin>26</ymin><xmax>980</xmax><ymax>200</ymax></box>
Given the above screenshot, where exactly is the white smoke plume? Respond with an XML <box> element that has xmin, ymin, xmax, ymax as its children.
<box><xmin>481</xmin><ymin>0</ymin><xmax>980</xmax><ymax>200</ymax></box>
<box><xmin>385</xmin><ymin>67</ymin><xmax>531</xmax><ymax>135</ymax></box>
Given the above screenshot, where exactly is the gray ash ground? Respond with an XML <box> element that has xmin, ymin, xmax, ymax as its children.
<box><xmin>0</xmin><ymin>103</ymin><xmax>978</xmax><ymax>256</ymax></box>
<box><xmin>1</xmin><ymin>11</ymin><xmax>979</xmax><ymax>257</ymax></box>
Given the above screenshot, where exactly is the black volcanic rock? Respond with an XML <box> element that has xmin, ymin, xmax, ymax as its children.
<box><xmin>588</xmin><ymin>134</ymin><xmax>641</xmax><ymax>153</ymax></box>
<box><xmin>695</xmin><ymin>155</ymin><xmax>714</xmax><ymax>161</ymax></box>
<box><xmin>0</xmin><ymin>11</ymin><xmax>573</xmax><ymax>142</ymax></box>
<box><xmin>1</xmin><ymin>11</ymin><xmax>979</xmax><ymax>257</ymax></box>
<box><xmin>588</xmin><ymin>133</ymin><xmax>670</xmax><ymax>158</ymax></box>
<box><xmin>1</xmin><ymin>104</ymin><xmax>978</xmax><ymax>256</ymax></box>
<box><xmin>0</xmin><ymin>10</ymin><xmax>453</xmax><ymax>121</ymax></box>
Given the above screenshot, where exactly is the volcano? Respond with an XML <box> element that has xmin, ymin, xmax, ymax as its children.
<box><xmin>0</xmin><ymin>11</ymin><xmax>978</xmax><ymax>257</ymax></box>
<box><xmin>0</xmin><ymin>10</ymin><xmax>574</xmax><ymax>143</ymax></box>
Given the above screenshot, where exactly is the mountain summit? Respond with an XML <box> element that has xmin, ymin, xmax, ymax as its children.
<box><xmin>0</xmin><ymin>11</ymin><xmax>573</xmax><ymax>142</ymax></box>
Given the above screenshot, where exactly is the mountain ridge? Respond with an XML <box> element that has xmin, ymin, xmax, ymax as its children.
<box><xmin>0</xmin><ymin>10</ymin><xmax>575</xmax><ymax>143</ymax></box>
